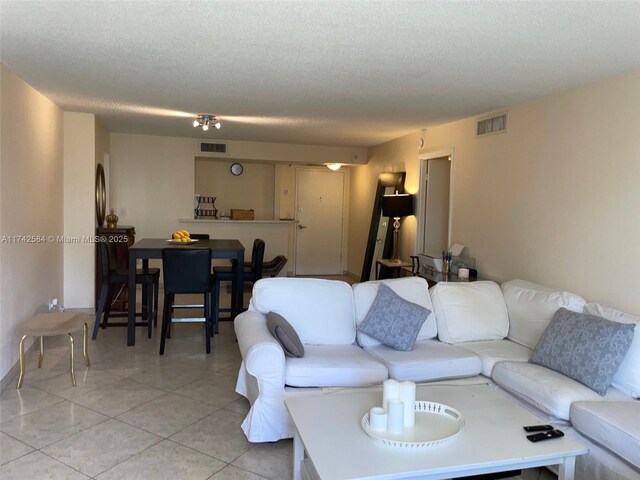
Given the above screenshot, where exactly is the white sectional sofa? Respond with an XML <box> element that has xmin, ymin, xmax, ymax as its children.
<box><xmin>234</xmin><ymin>276</ymin><xmax>640</xmax><ymax>480</ymax></box>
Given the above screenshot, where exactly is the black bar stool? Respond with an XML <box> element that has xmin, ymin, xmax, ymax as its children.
<box><xmin>160</xmin><ymin>248</ymin><xmax>214</xmax><ymax>355</ymax></box>
<box><xmin>93</xmin><ymin>241</ymin><xmax>159</xmax><ymax>340</ymax></box>
<box><xmin>213</xmin><ymin>238</ymin><xmax>265</xmax><ymax>333</ymax></box>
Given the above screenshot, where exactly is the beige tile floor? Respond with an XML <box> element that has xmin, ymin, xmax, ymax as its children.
<box><xmin>0</xmin><ymin>285</ymin><xmax>557</xmax><ymax>480</ymax></box>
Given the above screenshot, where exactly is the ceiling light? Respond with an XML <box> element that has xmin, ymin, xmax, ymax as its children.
<box><xmin>327</xmin><ymin>163</ymin><xmax>342</xmax><ymax>171</ymax></box>
<box><xmin>193</xmin><ymin>115</ymin><xmax>220</xmax><ymax>131</ymax></box>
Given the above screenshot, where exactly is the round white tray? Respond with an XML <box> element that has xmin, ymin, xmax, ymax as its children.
<box><xmin>362</xmin><ymin>401</ymin><xmax>465</xmax><ymax>449</ymax></box>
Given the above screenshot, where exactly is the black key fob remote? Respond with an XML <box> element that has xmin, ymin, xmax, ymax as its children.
<box><xmin>527</xmin><ymin>429</ymin><xmax>565</xmax><ymax>442</ymax></box>
<box><xmin>523</xmin><ymin>425</ymin><xmax>554</xmax><ymax>432</ymax></box>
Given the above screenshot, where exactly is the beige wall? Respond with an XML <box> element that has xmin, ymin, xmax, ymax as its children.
<box><xmin>0</xmin><ymin>65</ymin><xmax>64</xmax><ymax>381</ymax></box>
<box><xmin>347</xmin><ymin>131</ymin><xmax>422</xmax><ymax>278</ymax></box>
<box><xmin>110</xmin><ymin>133</ymin><xmax>213</xmax><ymax>239</ymax></box>
<box><xmin>197</xmin><ymin>139</ymin><xmax>366</xmax><ymax>166</ymax></box>
<box><xmin>195</xmin><ymin>159</ymin><xmax>276</xmax><ymax>219</ymax></box>
<box><xmin>422</xmin><ymin>70</ymin><xmax>640</xmax><ymax>314</ymax></box>
<box><xmin>111</xmin><ymin>133</ymin><xmax>362</xmax><ymax>274</ymax></box>
<box><xmin>63</xmin><ymin>112</ymin><xmax>96</xmax><ymax>308</ymax></box>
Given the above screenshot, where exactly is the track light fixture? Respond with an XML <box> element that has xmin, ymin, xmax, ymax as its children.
<box><xmin>193</xmin><ymin>115</ymin><xmax>221</xmax><ymax>131</ymax></box>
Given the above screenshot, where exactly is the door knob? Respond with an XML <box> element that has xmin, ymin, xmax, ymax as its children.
<box><xmin>297</xmin><ymin>224</ymin><xmax>307</xmax><ymax>230</ymax></box>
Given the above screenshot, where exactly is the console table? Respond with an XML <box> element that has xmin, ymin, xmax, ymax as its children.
<box><xmin>375</xmin><ymin>259</ymin><xmax>412</xmax><ymax>279</ymax></box>
<box><xmin>419</xmin><ymin>269</ymin><xmax>478</xmax><ymax>287</ymax></box>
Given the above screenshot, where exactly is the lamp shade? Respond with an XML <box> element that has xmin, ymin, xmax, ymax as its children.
<box><xmin>382</xmin><ymin>193</ymin><xmax>413</xmax><ymax>218</ymax></box>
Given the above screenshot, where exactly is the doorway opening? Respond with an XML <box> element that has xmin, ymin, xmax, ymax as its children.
<box><xmin>416</xmin><ymin>151</ymin><xmax>454</xmax><ymax>257</ymax></box>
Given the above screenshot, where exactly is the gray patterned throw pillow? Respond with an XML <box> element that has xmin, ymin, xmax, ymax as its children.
<box><xmin>358</xmin><ymin>283</ymin><xmax>429</xmax><ymax>351</ymax></box>
<box><xmin>531</xmin><ymin>308</ymin><xmax>635</xmax><ymax>395</ymax></box>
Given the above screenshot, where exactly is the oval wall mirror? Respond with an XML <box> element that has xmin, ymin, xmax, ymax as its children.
<box><xmin>95</xmin><ymin>163</ymin><xmax>106</xmax><ymax>226</ymax></box>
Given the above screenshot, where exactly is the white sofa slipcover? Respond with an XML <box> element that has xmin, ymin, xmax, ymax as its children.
<box><xmin>363</xmin><ymin>339</ymin><xmax>481</xmax><ymax>382</ymax></box>
<box><xmin>235</xmin><ymin>276</ymin><xmax>639</xmax><ymax>479</ymax></box>
<box><xmin>501</xmin><ymin>279</ymin><xmax>586</xmax><ymax>348</ymax></box>
<box><xmin>251</xmin><ymin>277</ymin><xmax>356</xmax><ymax>345</ymax></box>
<box><xmin>431</xmin><ymin>281</ymin><xmax>510</xmax><ymax>343</ymax></box>
<box><xmin>570</xmin><ymin>401</ymin><xmax>640</xmax><ymax>469</ymax></box>
<box><xmin>492</xmin><ymin>361</ymin><xmax>629</xmax><ymax>420</ymax></box>
<box><xmin>285</xmin><ymin>344</ymin><xmax>388</xmax><ymax>387</ymax></box>
<box><xmin>459</xmin><ymin>340</ymin><xmax>532</xmax><ymax>377</ymax></box>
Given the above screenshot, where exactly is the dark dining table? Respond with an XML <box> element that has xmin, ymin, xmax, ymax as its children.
<box><xmin>127</xmin><ymin>238</ymin><xmax>245</xmax><ymax>346</ymax></box>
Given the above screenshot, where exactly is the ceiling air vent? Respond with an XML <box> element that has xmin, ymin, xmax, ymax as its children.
<box><xmin>477</xmin><ymin>113</ymin><xmax>507</xmax><ymax>137</ymax></box>
<box><xmin>200</xmin><ymin>142</ymin><xmax>227</xmax><ymax>154</ymax></box>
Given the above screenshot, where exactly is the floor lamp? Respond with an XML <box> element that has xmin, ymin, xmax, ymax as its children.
<box><xmin>381</xmin><ymin>193</ymin><xmax>414</xmax><ymax>262</ymax></box>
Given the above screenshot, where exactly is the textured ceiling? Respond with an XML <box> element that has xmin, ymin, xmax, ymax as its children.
<box><xmin>2</xmin><ymin>1</ymin><xmax>640</xmax><ymax>147</ymax></box>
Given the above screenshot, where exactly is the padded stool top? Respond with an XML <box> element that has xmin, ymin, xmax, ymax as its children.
<box><xmin>21</xmin><ymin>312</ymin><xmax>91</xmax><ymax>336</ymax></box>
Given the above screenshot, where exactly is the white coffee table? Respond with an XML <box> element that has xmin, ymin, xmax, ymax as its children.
<box><xmin>285</xmin><ymin>384</ymin><xmax>587</xmax><ymax>480</ymax></box>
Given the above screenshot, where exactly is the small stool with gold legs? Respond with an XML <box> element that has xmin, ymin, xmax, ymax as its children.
<box><xmin>16</xmin><ymin>312</ymin><xmax>91</xmax><ymax>389</ymax></box>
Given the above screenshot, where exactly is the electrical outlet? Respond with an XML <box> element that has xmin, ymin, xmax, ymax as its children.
<box><xmin>119</xmin><ymin>208</ymin><xmax>127</xmax><ymax>216</ymax></box>
<box><xmin>49</xmin><ymin>298</ymin><xmax>58</xmax><ymax>311</ymax></box>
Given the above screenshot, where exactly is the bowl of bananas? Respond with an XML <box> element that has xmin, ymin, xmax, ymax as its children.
<box><xmin>167</xmin><ymin>230</ymin><xmax>198</xmax><ymax>244</ymax></box>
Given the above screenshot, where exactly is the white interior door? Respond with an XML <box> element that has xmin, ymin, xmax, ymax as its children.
<box><xmin>295</xmin><ymin>169</ymin><xmax>345</xmax><ymax>275</ymax></box>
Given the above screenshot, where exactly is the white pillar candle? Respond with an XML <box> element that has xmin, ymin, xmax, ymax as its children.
<box><xmin>382</xmin><ymin>379</ymin><xmax>400</xmax><ymax>410</ymax></box>
<box><xmin>369</xmin><ymin>407</ymin><xmax>388</xmax><ymax>432</ymax></box>
<box><xmin>458</xmin><ymin>267</ymin><xmax>470</xmax><ymax>279</ymax></box>
<box><xmin>387</xmin><ymin>400</ymin><xmax>404</xmax><ymax>435</ymax></box>
<box><xmin>400</xmin><ymin>381</ymin><xmax>416</xmax><ymax>428</ymax></box>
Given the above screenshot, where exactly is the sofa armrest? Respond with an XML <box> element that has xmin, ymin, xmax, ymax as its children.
<box><xmin>235</xmin><ymin>311</ymin><xmax>286</xmax><ymax>386</ymax></box>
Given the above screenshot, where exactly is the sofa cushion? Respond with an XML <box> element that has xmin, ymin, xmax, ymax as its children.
<box><xmin>363</xmin><ymin>339</ymin><xmax>482</xmax><ymax>382</ymax></box>
<box><xmin>251</xmin><ymin>278</ymin><xmax>356</xmax><ymax>345</ymax></box>
<box><xmin>353</xmin><ymin>277</ymin><xmax>436</xmax><ymax>347</ymax></box>
<box><xmin>501</xmin><ymin>279</ymin><xmax>586</xmax><ymax>349</ymax></box>
<box><xmin>492</xmin><ymin>361</ymin><xmax>629</xmax><ymax>420</ymax></box>
<box><xmin>585</xmin><ymin>303</ymin><xmax>640</xmax><ymax>398</ymax></box>
<box><xmin>358</xmin><ymin>283</ymin><xmax>428</xmax><ymax>351</ymax></box>
<box><xmin>267</xmin><ymin>312</ymin><xmax>304</xmax><ymax>358</ymax></box>
<box><xmin>459</xmin><ymin>340</ymin><xmax>532</xmax><ymax>377</ymax></box>
<box><xmin>530</xmin><ymin>308</ymin><xmax>635</xmax><ymax>395</ymax></box>
<box><xmin>430</xmin><ymin>281</ymin><xmax>510</xmax><ymax>344</ymax></box>
<box><xmin>570</xmin><ymin>401</ymin><xmax>640</xmax><ymax>468</ymax></box>
<box><xmin>284</xmin><ymin>344</ymin><xmax>388</xmax><ymax>387</ymax></box>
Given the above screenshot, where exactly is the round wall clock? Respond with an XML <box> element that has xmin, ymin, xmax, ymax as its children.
<box><xmin>230</xmin><ymin>162</ymin><xmax>244</xmax><ymax>176</ymax></box>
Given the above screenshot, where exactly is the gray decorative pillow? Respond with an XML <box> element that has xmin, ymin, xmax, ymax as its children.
<box><xmin>267</xmin><ymin>312</ymin><xmax>304</xmax><ymax>358</ymax></box>
<box><xmin>358</xmin><ymin>283</ymin><xmax>429</xmax><ymax>351</ymax></box>
<box><xmin>531</xmin><ymin>308</ymin><xmax>635</xmax><ymax>395</ymax></box>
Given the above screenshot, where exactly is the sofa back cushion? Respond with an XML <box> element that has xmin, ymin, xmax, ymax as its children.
<box><xmin>501</xmin><ymin>280</ymin><xmax>586</xmax><ymax>349</ymax></box>
<box><xmin>353</xmin><ymin>277</ymin><xmax>436</xmax><ymax>347</ymax></box>
<box><xmin>250</xmin><ymin>278</ymin><xmax>356</xmax><ymax>345</ymax></box>
<box><xmin>584</xmin><ymin>303</ymin><xmax>640</xmax><ymax>398</ymax></box>
<box><xmin>430</xmin><ymin>281</ymin><xmax>509</xmax><ymax>344</ymax></box>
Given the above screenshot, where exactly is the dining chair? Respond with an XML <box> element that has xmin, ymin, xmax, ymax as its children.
<box><xmin>163</xmin><ymin>233</ymin><xmax>210</xmax><ymax>331</ymax></box>
<box><xmin>93</xmin><ymin>241</ymin><xmax>159</xmax><ymax>340</ymax></box>
<box><xmin>160</xmin><ymin>248</ymin><xmax>214</xmax><ymax>355</ymax></box>
<box><xmin>262</xmin><ymin>255</ymin><xmax>288</xmax><ymax>277</ymax></box>
<box><xmin>213</xmin><ymin>238</ymin><xmax>265</xmax><ymax>333</ymax></box>
<box><xmin>189</xmin><ymin>233</ymin><xmax>210</xmax><ymax>240</ymax></box>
